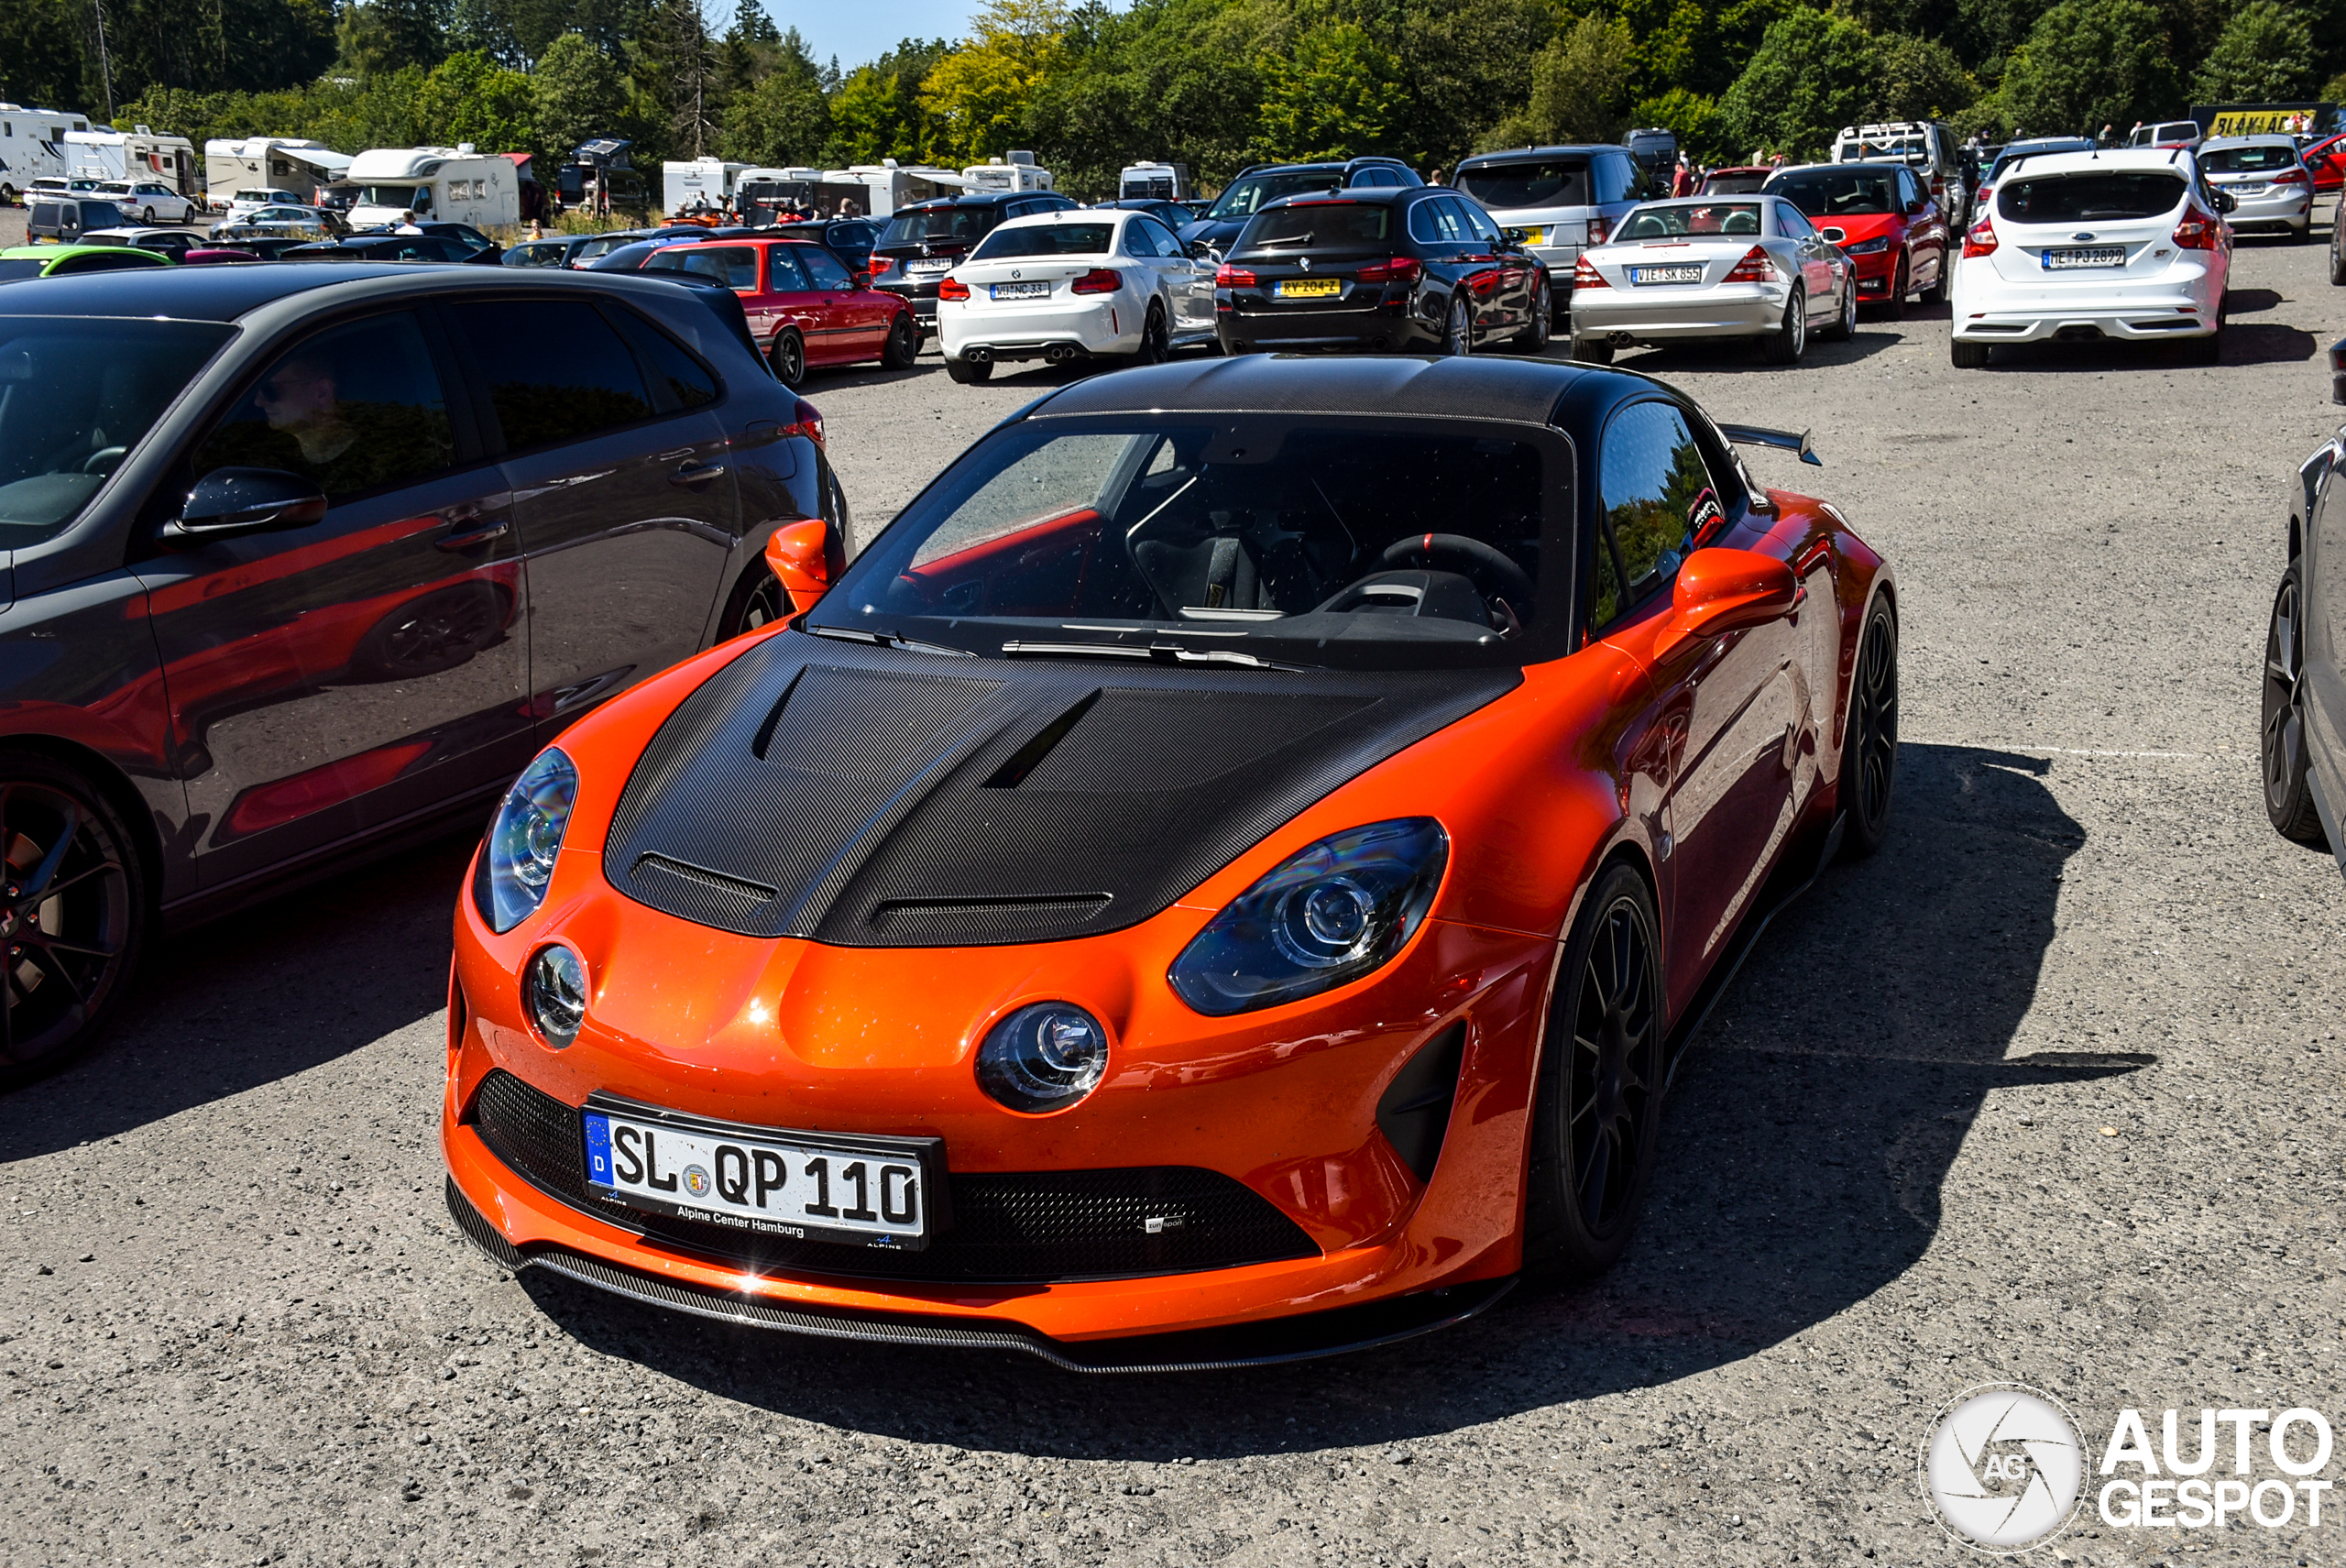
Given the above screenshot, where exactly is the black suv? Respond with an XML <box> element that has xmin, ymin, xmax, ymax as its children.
<box><xmin>1178</xmin><ymin>158</ymin><xmax>1423</xmax><ymax>258</ymax></box>
<box><xmin>0</xmin><ymin>264</ymin><xmax>839</xmax><ymax>1086</ymax></box>
<box><xmin>870</xmin><ymin>192</ymin><xmax>1080</xmax><ymax>331</ymax></box>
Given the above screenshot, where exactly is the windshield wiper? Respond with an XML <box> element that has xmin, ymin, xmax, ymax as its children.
<box><xmin>1003</xmin><ymin>638</ymin><xmax>1306</xmax><ymax>671</ymax></box>
<box><xmin>803</xmin><ymin>623</ymin><xmax>975</xmax><ymax>658</ymax></box>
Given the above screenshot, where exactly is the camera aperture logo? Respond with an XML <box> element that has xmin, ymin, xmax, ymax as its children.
<box><xmin>1922</xmin><ymin>1384</ymin><xmax>2086</xmax><ymax>1552</ymax></box>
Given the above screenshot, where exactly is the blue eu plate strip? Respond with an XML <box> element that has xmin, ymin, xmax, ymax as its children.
<box><xmin>583</xmin><ymin>1112</ymin><xmax>613</xmax><ymax>1189</ymax></box>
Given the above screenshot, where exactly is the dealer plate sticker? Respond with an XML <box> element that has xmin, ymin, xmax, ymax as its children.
<box><xmin>990</xmin><ymin>280</ymin><xmax>1050</xmax><ymax>300</ymax></box>
<box><xmin>1630</xmin><ymin>264</ymin><xmax>1705</xmax><ymax>285</ymax></box>
<box><xmin>2043</xmin><ymin>247</ymin><xmax>2126</xmax><ymax>269</ymax></box>
<box><xmin>582</xmin><ymin>1107</ymin><xmax>930</xmax><ymax>1248</ymax></box>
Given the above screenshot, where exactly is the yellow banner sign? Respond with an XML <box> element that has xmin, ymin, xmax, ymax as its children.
<box><xmin>2209</xmin><ymin>109</ymin><xmax>2321</xmax><ymax>137</ymax></box>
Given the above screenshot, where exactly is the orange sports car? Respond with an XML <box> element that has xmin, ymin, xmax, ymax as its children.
<box><xmin>442</xmin><ymin>356</ymin><xmax>1898</xmax><ymax>1370</ymax></box>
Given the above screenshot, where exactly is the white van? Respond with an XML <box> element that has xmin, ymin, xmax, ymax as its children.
<box><xmin>2127</xmin><ymin>120</ymin><xmax>2203</xmax><ymax>148</ymax></box>
<box><xmin>0</xmin><ymin>103</ymin><xmax>92</xmax><ymax>204</ymax></box>
<box><xmin>346</xmin><ymin>146</ymin><xmax>520</xmax><ymax>229</ymax></box>
<box><xmin>662</xmin><ymin>158</ymin><xmax>746</xmax><ymax>215</ymax></box>
<box><xmin>961</xmin><ymin>152</ymin><xmax>1053</xmax><ymax>193</ymax></box>
<box><xmin>832</xmin><ymin>161</ymin><xmax>970</xmax><ymax>217</ymax></box>
<box><xmin>1833</xmin><ymin>120</ymin><xmax>1968</xmax><ymax>226</ymax></box>
<box><xmin>66</xmin><ymin>125</ymin><xmax>199</xmax><ymax>201</ymax></box>
<box><xmin>1120</xmin><ymin>161</ymin><xmax>1192</xmax><ymax>202</ymax></box>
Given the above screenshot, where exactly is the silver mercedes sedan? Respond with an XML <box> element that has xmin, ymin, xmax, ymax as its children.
<box><xmin>1567</xmin><ymin>195</ymin><xmax>1856</xmax><ymax>365</ymax></box>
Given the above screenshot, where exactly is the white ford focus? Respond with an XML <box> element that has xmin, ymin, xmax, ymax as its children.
<box><xmin>937</xmin><ymin>208</ymin><xmax>1221</xmax><ymax>383</ymax></box>
<box><xmin>1949</xmin><ymin>148</ymin><xmax>2231</xmax><ymax>367</ymax></box>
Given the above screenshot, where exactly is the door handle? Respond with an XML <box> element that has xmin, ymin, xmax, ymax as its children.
<box><xmin>435</xmin><ymin>516</ymin><xmax>510</xmax><ymax>551</ymax></box>
<box><xmin>671</xmin><ymin>462</ymin><xmax>728</xmax><ymax>488</ymax></box>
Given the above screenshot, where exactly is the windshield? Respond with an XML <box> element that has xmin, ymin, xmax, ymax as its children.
<box><xmin>1617</xmin><ymin>203</ymin><xmax>1762</xmax><ymax>239</ymax></box>
<box><xmin>1998</xmin><ymin>171</ymin><xmax>2187</xmax><ymax>223</ymax></box>
<box><xmin>356</xmin><ymin>184</ymin><xmax>427</xmax><ymax>207</ymax></box>
<box><xmin>0</xmin><ymin>319</ymin><xmax>232</xmax><ymax>541</ymax></box>
<box><xmin>2200</xmin><ymin>144</ymin><xmax>2298</xmax><ymax>173</ymax></box>
<box><xmin>970</xmin><ymin>223</ymin><xmax>1113</xmax><ymax>260</ymax></box>
<box><xmin>878</xmin><ymin>205</ymin><xmax>995</xmax><ymax>248</ymax></box>
<box><xmin>1839</xmin><ymin>136</ymin><xmax>1924</xmax><ymax>162</ymax></box>
<box><xmin>1454</xmin><ymin>159</ymin><xmax>1591</xmax><ymax>210</ymax></box>
<box><xmin>1205</xmin><ymin>171</ymin><xmax>1341</xmax><ymax>221</ymax></box>
<box><xmin>1701</xmin><ymin>170</ymin><xmax>1769</xmax><ymax>193</ymax></box>
<box><xmin>816</xmin><ymin>420</ymin><xmax>1562</xmax><ymax>670</ymax></box>
<box><xmin>1768</xmin><ymin>169</ymin><xmax>1897</xmax><ymax>217</ymax></box>
<box><xmin>1240</xmin><ymin>202</ymin><xmax>1388</xmax><ymax>249</ymax></box>
<box><xmin>0</xmin><ymin>260</ymin><xmax>48</xmax><ymax>281</ymax></box>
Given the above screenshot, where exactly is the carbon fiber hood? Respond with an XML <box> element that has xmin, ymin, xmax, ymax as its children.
<box><xmin>601</xmin><ymin>631</ymin><xmax>1518</xmax><ymax>947</ymax></box>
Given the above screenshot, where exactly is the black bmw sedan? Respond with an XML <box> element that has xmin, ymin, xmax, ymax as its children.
<box><xmin>0</xmin><ymin>263</ymin><xmax>841</xmax><ymax>1086</ymax></box>
<box><xmin>1215</xmin><ymin>186</ymin><xmax>1551</xmax><ymax>356</ymax></box>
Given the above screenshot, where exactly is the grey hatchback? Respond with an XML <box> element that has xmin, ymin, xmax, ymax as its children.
<box><xmin>0</xmin><ymin>264</ymin><xmax>842</xmax><ymax>1084</ymax></box>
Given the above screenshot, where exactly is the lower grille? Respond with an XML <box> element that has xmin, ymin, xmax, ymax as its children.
<box><xmin>466</xmin><ymin>1069</ymin><xmax>1318</xmax><ymax>1283</ymax></box>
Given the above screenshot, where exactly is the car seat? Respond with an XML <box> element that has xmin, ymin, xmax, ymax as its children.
<box><xmin>1723</xmin><ymin>208</ymin><xmax>1760</xmax><ymax>235</ymax></box>
<box><xmin>1135</xmin><ymin>532</ymin><xmax>1270</xmax><ymax>612</ymax></box>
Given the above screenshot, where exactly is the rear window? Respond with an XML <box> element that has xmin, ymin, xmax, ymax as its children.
<box><xmin>2199</xmin><ymin>144</ymin><xmax>2298</xmax><ymax>173</ymax></box>
<box><xmin>1240</xmin><ymin>202</ymin><xmax>1389</xmax><ymax>249</ymax></box>
<box><xmin>1202</xmin><ymin>170</ymin><xmax>1343</xmax><ymax>220</ymax></box>
<box><xmin>1997</xmin><ymin>172</ymin><xmax>2187</xmax><ymax>224</ymax></box>
<box><xmin>1838</xmin><ymin>136</ymin><xmax>1926</xmax><ymax>163</ymax></box>
<box><xmin>1617</xmin><ymin>203</ymin><xmax>1763</xmax><ymax>240</ymax></box>
<box><xmin>970</xmin><ymin>223</ymin><xmax>1113</xmax><ymax>260</ymax></box>
<box><xmin>878</xmin><ymin>205</ymin><xmax>997</xmax><ymax>248</ymax></box>
<box><xmin>645</xmin><ymin>246</ymin><xmax>759</xmax><ymax>290</ymax></box>
<box><xmin>1701</xmin><ymin>170</ymin><xmax>1770</xmax><ymax>193</ymax></box>
<box><xmin>1768</xmin><ymin>168</ymin><xmax>1897</xmax><ymax>216</ymax></box>
<box><xmin>1455</xmin><ymin>159</ymin><xmax>1591</xmax><ymax>210</ymax></box>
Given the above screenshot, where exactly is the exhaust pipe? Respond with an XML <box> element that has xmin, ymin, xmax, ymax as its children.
<box><xmin>1044</xmin><ymin>344</ymin><xmax>1079</xmax><ymax>365</ymax></box>
<box><xmin>966</xmin><ymin>345</ymin><xmax>992</xmax><ymax>364</ymax></box>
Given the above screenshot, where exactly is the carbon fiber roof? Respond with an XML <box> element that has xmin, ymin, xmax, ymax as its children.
<box><xmin>1025</xmin><ymin>355</ymin><xmax>1593</xmax><ymax>427</ymax></box>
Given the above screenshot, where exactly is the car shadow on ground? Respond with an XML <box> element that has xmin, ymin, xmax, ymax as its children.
<box><xmin>519</xmin><ymin>742</ymin><xmax>2149</xmax><ymax>1456</ymax></box>
<box><xmin>0</xmin><ymin>832</ymin><xmax>475</xmax><ymax>1159</ymax></box>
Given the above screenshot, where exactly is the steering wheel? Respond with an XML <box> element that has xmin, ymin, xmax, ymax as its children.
<box><xmin>81</xmin><ymin>445</ymin><xmax>128</xmax><ymax>476</ymax></box>
<box><xmin>1378</xmin><ymin>534</ymin><xmax>1536</xmax><ymax>614</ymax></box>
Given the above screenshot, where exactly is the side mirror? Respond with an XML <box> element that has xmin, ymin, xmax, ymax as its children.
<box><xmin>1502</xmin><ymin>226</ymin><xmax>1528</xmax><ymax>245</ymax></box>
<box><xmin>2212</xmin><ymin>189</ymin><xmax>2238</xmax><ymax>214</ymax></box>
<box><xmin>1188</xmin><ymin>240</ymin><xmax>1219</xmax><ymax>262</ymax></box>
<box><xmin>764</xmin><ymin>518</ymin><xmax>831</xmax><ymax>615</ymax></box>
<box><xmin>170</xmin><ymin>467</ymin><xmax>328</xmax><ymax>541</ymax></box>
<box><xmin>853</xmin><ymin>270</ymin><xmax>872</xmax><ymax>290</ymax></box>
<box><xmin>1652</xmin><ymin>547</ymin><xmax>1802</xmax><ymax>662</ymax></box>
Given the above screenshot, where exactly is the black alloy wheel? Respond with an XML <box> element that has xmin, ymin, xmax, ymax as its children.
<box><xmin>1131</xmin><ymin>304</ymin><xmax>1169</xmax><ymax>367</ymax></box>
<box><xmin>1521</xmin><ymin>862</ymin><xmax>1665</xmax><ymax>1279</ymax></box>
<box><xmin>1571</xmin><ymin>336</ymin><xmax>1615</xmax><ymax>364</ymax></box>
<box><xmin>2263</xmin><ymin>562</ymin><xmax>2327</xmax><ymax>843</ymax></box>
<box><xmin>880</xmin><ymin>314</ymin><xmax>917</xmax><ymax>369</ymax></box>
<box><xmin>1886</xmin><ymin>254</ymin><xmax>1910</xmax><ymax>316</ymax></box>
<box><xmin>769</xmin><ymin>329</ymin><xmax>806</xmax><ymax>388</ymax></box>
<box><xmin>722</xmin><ymin>567</ymin><xmax>786</xmax><ymax>641</ymax></box>
<box><xmin>1840</xmin><ymin>596</ymin><xmax>1900</xmax><ymax>858</ymax></box>
<box><xmin>945</xmin><ymin>355</ymin><xmax>993</xmax><ymax>384</ymax></box>
<box><xmin>1443</xmin><ymin>292</ymin><xmax>1474</xmax><ymax>356</ymax></box>
<box><xmin>1512</xmin><ymin>275</ymin><xmax>1552</xmax><ymax>352</ymax></box>
<box><xmin>0</xmin><ymin>753</ymin><xmax>146</xmax><ymax>1091</ymax></box>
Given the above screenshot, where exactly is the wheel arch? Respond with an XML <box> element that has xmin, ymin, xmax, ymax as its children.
<box><xmin>0</xmin><ymin>734</ymin><xmax>166</xmax><ymax>916</ymax></box>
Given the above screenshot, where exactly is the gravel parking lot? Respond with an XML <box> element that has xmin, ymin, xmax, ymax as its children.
<box><xmin>7</xmin><ymin>204</ymin><xmax>2346</xmax><ymax>1568</ymax></box>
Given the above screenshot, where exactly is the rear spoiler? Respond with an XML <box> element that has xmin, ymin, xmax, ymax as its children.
<box><xmin>1719</xmin><ymin>423</ymin><xmax>1822</xmax><ymax>466</ymax></box>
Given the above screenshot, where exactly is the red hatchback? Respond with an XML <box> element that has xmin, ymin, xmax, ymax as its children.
<box><xmin>1763</xmin><ymin>161</ymin><xmax>1950</xmax><ymax>313</ymax></box>
<box><xmin>2304</xmin><ymin>132</ymin><xmax>2346</xmax><ymax>195</ymax></box>
<box><xmin>646</xmin><ymin>238</ymin><xmax>919</xmax><ymax>386</ymax></box>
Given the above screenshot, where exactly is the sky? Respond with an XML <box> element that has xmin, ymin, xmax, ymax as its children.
<box><xmin>765</xmin><ymin>1</ymin><xmax>985</xmax><ymax>72</ymax></box>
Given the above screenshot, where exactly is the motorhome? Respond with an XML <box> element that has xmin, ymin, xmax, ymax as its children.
<box><xmin>961</xmin><ymin>151</ymin><xmax>1053</xmax><ymax>193</ymax></box>
<box><xmin>0</xmin><ymin>104</ymin><xmax>92</xmax><ymax>203</ymax></box>
<box><xmin>555</xmin><ymin>137</ymin><xmax>648</xmax><ymax>217</ymax></box>
<box><xmin>346</xmin><ymin>145</ymin><xmax>521</xmax><ymax>228</ymax></box>
<box><xmin>831</xmin><ymin>160</ymin><xmax>970</xmax><ymax>217</ymax></box>
<box><xmin>663</xmin><ymin>158</ymin><xmax>748</xmax><ymax>215</ymax></box>
<box><xmin>67</xmin><ymin>125</ymin><xmax>199</xmax><ymax>198</ymax></box>
<box><xmin>735</xmin><ymin>167</ymin><xmax>871</xmax><ymax>223</ymax></box>
<box><xmin>203</xmin><ymin>137</ymin><xmax>352</xmax><ymax>205</ymax></box>
<box><xmin>1119</xmin><ymin>161</ymin><xmax>1192</xmax><ymax>202</ymax></box>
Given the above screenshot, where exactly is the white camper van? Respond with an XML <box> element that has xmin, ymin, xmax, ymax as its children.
<box><xmin>67</xmin><ymin>125</ymin><xmax>199</xmax><ymax>198</ymax></box>
<box><xmin>832</xmin><ymin>161</ymin><xmax>970</xmax><ymax>217</ymax></box>
<box><xmin>1119</xmin><ymin>161</ymin><xmax>1191</xmax><ymax>202</ymax></box>
<box><xmin>0</xmin><ymin>104</ymin><xmax>92</xmax><ymax>203</ymax></box>
<box><xmin>663</xmin><ymin>158</ymin><xmax>747</xmax><ymax>215</ymax></box>
<box><xmin>203</xmin><ymin>137</ymin><xmax>353</xmax><ymax>205</ymax></box>
<box><xmin>347</xmin><ymin>145</ymin><xmax>520</xmax><ymax>229</ymax></box>
<box><xmin>736</xmin><ymin>166</ymin><xmax>872</xmax><ymax>222</ymax></box>
<box><xmin>961</xmin><ymin>151</ymin><xmax>1054</xmax><ymax>192</ymax></box>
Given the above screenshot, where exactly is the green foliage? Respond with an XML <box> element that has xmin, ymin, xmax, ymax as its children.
<box><xmin>1875</xmin><ymin>33</ymin><xmax>1979</xmax><ymax>118</ymax></box>
<box><xmin>533</xmin><ymin>33</ymin><xmax>629</xmax><ymax>156</ymax></box>
<box><xmin>1487</xmin><ymin>13</ymin><xmax>1639</xmax><ymax>148</ymax></box>
<box><xmin>722</xmin><ymin>29</ymin><xmax>832</xmax><ymax>165</ymax></box>
<box><xmin>1993</xmin><ymin>0</ymin><xmax>2177</xmax><ymax>137</ymax></box>
<box><xmin>2191</xmin><ymin>0</ymin><xmax>2316</xmax><ymax>103</ymax></box>
<box><xmin>1255</xmin><ymin>20</ymin><xmax>1406</xmax><ymax>159</ymax></box>
<box><xmin>919</xmin><ymin>0</ymin><xmax>1073</xmax><ymax>164</ymax></box>
<box><xmin>826</xmin><ymin>39</ymin><xmax>952</xmax><ymax>165</ymax></box>
<box><xmin>1715</xmin><ymin>8</ymin><xmax>1881</xmax><ymax>160</ymax></box>
<box><xmin>1632</xmin><ymin>88</ymin><xmax>1720</xmax><ymax>160</ymax></box>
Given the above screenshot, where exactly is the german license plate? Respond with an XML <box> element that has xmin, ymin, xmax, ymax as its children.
<box><xmin>1276</xmin><ymin>277</ymin><xmax>1342</xmax><ymax>298</ymax></box>
<box><xmin>904</xmin><ymin>258</ymin><xmax>950</xmax><ymax>275</ymax></box>
<box><xmin>1520</xmin><ymin>225</ymin><xmax>1549</xmax><ymax>246</ymax></box>
<box><xmin>582</xmin><ymin>1099</ymin><xmax>939</xmax><ymax>1249</ymax></box>
<box><xmin>990</xmin><ymin>280</ymin><xmax>1050</xmax><ymax>300</ymax></box>
<box><xmin>1630</xmin><ymin>264</ymin><xmax>1705</xmax><ymax>285</ymax></box>
<box><xmin>2043</xmin><ymin>247</ymin><xmax>2126</xmax><ymax>269</ymax></box>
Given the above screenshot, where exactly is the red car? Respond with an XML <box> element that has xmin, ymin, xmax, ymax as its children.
<box><xmin>646</xmin><ymin>237</ymin><xmax>919</xmax><ymax>387</ymax></box>
<box><xmin>2304</xmin><ymin>132</ymin><xmax>2346</xmax><ymax>195</ymax></box>
<box><xmin>1699</xmin><ymin>166</ymin><xmax>1775</xmax><ymax>195</ymax></box>
<box><xmin>1764</xmin><ymin>161</ymin><xmax>1950</xmax><ymax>312</ymax></box>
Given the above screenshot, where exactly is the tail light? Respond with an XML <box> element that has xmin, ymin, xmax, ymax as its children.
<box><xmin>1586</xmin><ymin>215</ymin><xmax>1611</xmax><ymax>247</ymax></box>
<box><xmin>781</xmin><ymin>396</ymin><xmax>823</xmax><ymax>449</ymax></box>
<box><xmin>866</xmin><ymin>256</ymin><xmax>895</xmax><ymax>277</ymax></box>
<box><xmin>937</xmin><ymin>275</ymin><xmax>970</xmax><ymax>301</ymax></box>
<box><xmin>2173</xmin><ymin>209</ymin><xmax>2221</xmax><ymax>249</ymax></box>
<box><xmin>1355</xmin><ymin>256</ymin><xmax>1422</xmax><ymax>285</ymax></box>
<box><xmin>1070</xmin><ymin>268</ymin><xmax>1122</xmax><ymax>295</ymax></box>
<box><xmin>1724</xmin><ymin>246</ymin><xmax>1776</xmax><ymax>283</ymax></box>
<box><xmin>1962</xmin><ymin>214</ymin><xmax>1999</xmax><ymax>258</ymax></box>
<box><xmin>2273</xmin><ymin>167</ymin><xmax>2308</xmax><ymax>185</ymax></box>
<box><xmin>1572</xmin><ymin>255</ymin><xmax>1608</xmax><ymax>289</ymax></box>
<box><xmin>1215</xmin><ymin>264</ymin><xmax>1256</xmax><ymax>288</ymax></box>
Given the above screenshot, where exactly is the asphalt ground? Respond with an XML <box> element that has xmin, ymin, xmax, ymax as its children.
<box><xmin>7</xmin><ymin>202</ymin><xmax>2346</xmax><ymax>1568</ymax></box>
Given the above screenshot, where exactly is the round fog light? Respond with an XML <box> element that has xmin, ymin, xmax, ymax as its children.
<box><xmin>527</xmin><ymin>945</ymin><xmax>587</xmax><ymax>1047</ymax></box>
<box><xmin>977</xmin><ymin>1002</ymin><xmax>1108</xmax><ymax>1113</ymax></box>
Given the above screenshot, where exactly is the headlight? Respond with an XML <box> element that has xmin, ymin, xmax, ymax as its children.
<box><xmin>1846</xmin><ymin>236</ymin><xmax>1891</xmax><ymax>254</ymax></box>
<box><xmin>1168</xmin><ymin>818</ymin><xmax>1448</xmax><ymax>1015</ymax></box>
<box><xmin>475</xmin><ymin>749</ymin><xmax>577</xmax><ymax>932</ymax></box>
<box><xmin>978</xmin><ymin>1002</ymin><xmax>1109</xmax><ymax>1113</ymax></box>
<box><xmin>527</xmin><ymin>945</ymin><xmax>587</xmax><ymax>1047</ymax></box>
